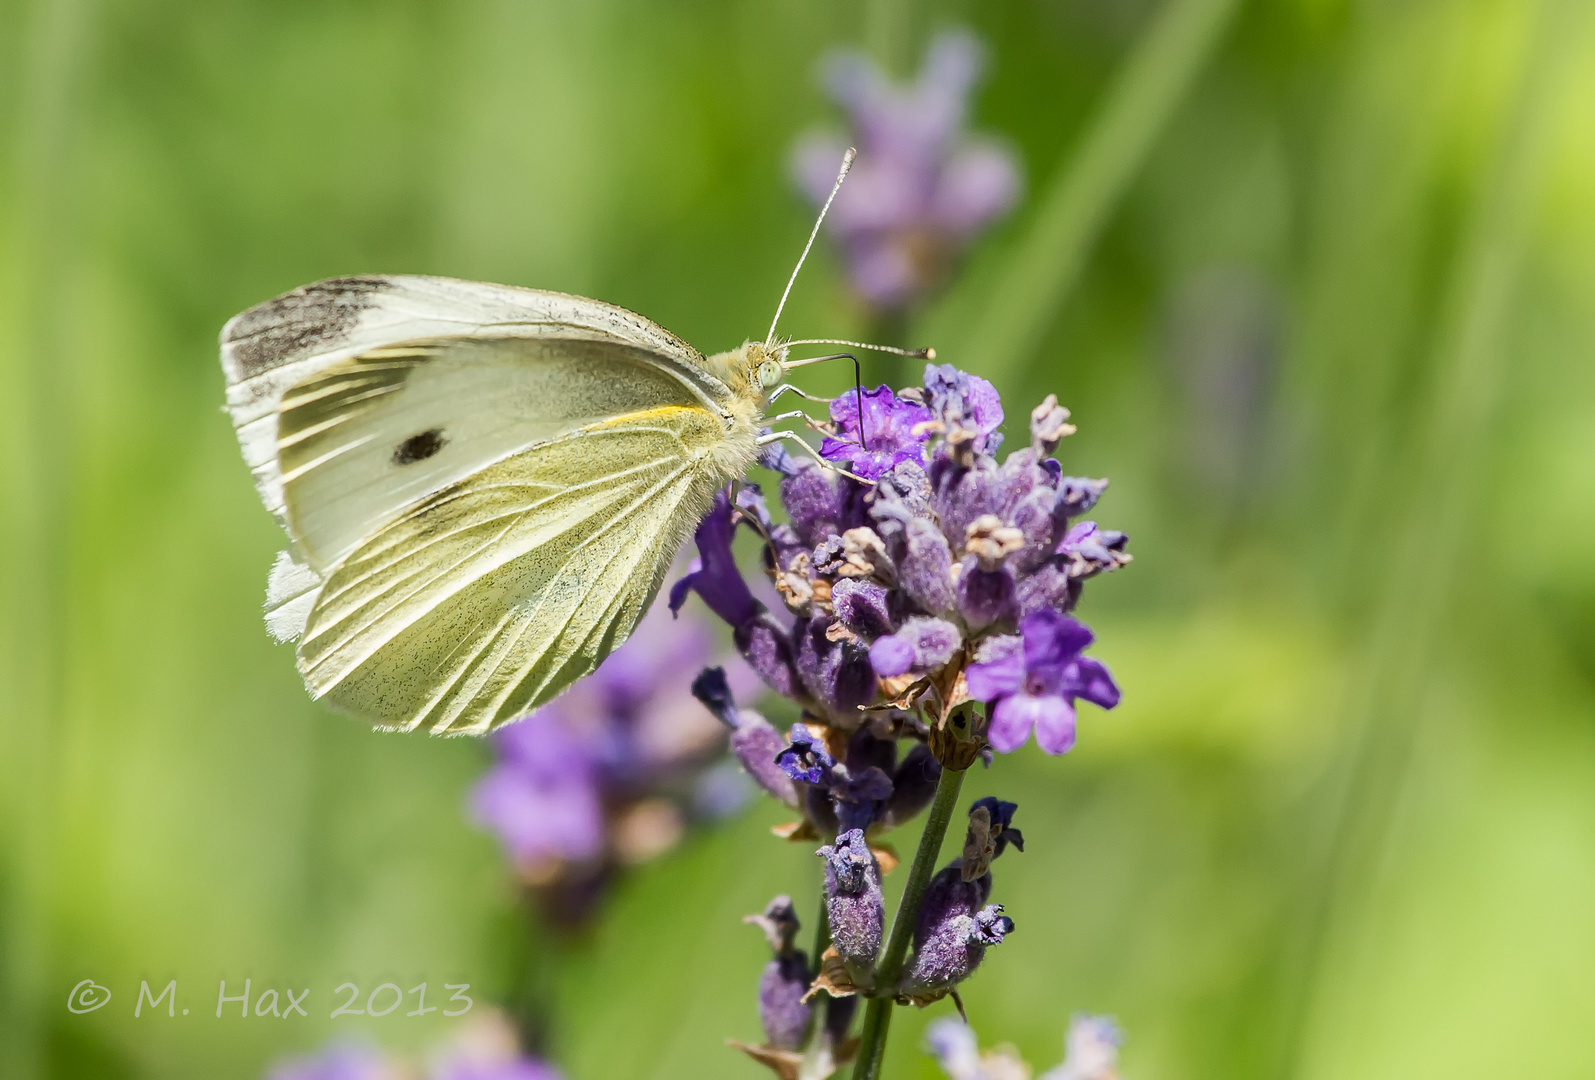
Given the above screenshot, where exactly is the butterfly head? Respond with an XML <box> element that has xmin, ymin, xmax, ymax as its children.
<box><xmin>703</xmin><ymin>341</ymin><xmax>789</xmax><ymax>415</ymax></box>
<box><xmin>751</xmin><ymin>342</ymin><xmax>787</xmax><ymax>391</ymax></box>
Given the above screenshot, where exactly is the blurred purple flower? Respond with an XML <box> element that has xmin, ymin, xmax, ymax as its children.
<box><xmin>435</xmin><ymin>1054</ymin><xmax>561</xmax><ymax>1080</ymax></box>
<box><xmin>470</xmin><ymin>712</ymin><xmax>606</xmax><ymax>866</ymax></box>
<box><xmin>965</xmin><ymin>611</ymin><xmax>1121</xmax><ymax>755</ymax></box>
<box><xmin>925</xmin><ymin>1013</ymin><xmax>1121</xmax><ymax>1080</ymax></box>
<box><xmin>925</xmin><ymin>1019</ymin><xmax>985</xmax><ymax>1080</ymax></box>
<box><xmin>267</xmin><ymin>1015</ymin><xmax>564</xmax><ymax>1080</ymax></box>
<box><xmin>267</xmin><ymin>1043</ymin><xmax>397</xmax><ymax>1080</ymax></box>
<box><xmin>792</xmin><ymin>29</ymin><xmax>1022</xmax><ymax>309</ymax></box>
<box><xmin>430</xmin><ymin>1012</ymin><xmax>565</xmax><ymax>1080</ymax></box>
<box><xmin>469</xmin><ymin>595</ymin><xmax>759</xmax><ymax>925</ymax></box>
<box><xmin>1038</xmin><ymin>1015</ymin><xmax>1124</xmax><ymax>1080</ymax></box>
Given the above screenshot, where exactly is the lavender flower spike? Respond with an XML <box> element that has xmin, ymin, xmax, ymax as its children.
<box><xmin>965</xmin><ymin>610</ymin><xmax>1121</xmax><ymax>755</ymax></box>
<box><xmin>679</xmin><ymin>362</ymin><xmax>1134</xmax><ymax>1074</ymax></box>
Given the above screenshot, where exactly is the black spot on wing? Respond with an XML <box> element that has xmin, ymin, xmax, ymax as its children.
<box><xmin>393</xmin><ymin>428</ymin><xmax>447</xmax><ymax>466</ymax></box>
<box><xmin>224</xmin><ymin>276</ymin><xmax>391</xmax><ymax>378</ymax></box>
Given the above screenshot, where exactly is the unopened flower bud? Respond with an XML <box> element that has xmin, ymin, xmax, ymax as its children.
<box><xmin>1054</xmin><ymin>477</ymin><xmax>1109</xmax><ymax>520</ymax></box>
<box><xmin>744</xmin><ymin>897</ymin><xmax>812</xmax><ymax>1051</ymax></box>
<box><xmin>796</xmin><ymin>616</ymin><xmax>877</xmax><ymax>714</ymax></box>
<box><xmin>1058</xmin><ymin>522</ymin><xmax>1132</xmax><ymax>580</ymax></box>
<box><xmin>882</xmin><ymin>743</ymin><xmax>942</xmax><ymax>827</ymax></box>
<box><xmin>955</xmin><ymin>556</ymin><xmax>1018</xmax><ymax>630</ymax></box>
<box><xmin>832</xmin><ymin>578</ymin><xmax>894</xmax><ymax>639</ymax></box>
<box><xmin>1040</xmin><ymin>1014</ymin><xmax>1124</xmax><ymax>1080</ymax></box>
<box><xmin>735</xmin><ymin>612</ymin><xmax>809</xmax><ymax>703</ymax></box>
<box><xmin>729</xmin><ymin>715</ymin><xmax>800</xmax><ymax>809</ymax></box>
<box><xmin>819</xmin><ymin>829</ymin><xmax>884</xmax><ymax>982</ymax></box>
<box><xmin>898</xmin><ymin>517</ymin><xmax>957</xmax><ymax>614</ymax></box>
<box><xmin>868</xmin><ymin>617</ymin><xmax>962</xmax><ymax>678</ymax></box>
<box><xmin>690</xmin><ymin>667</ymin><xmax>738</xmax><ymax>726</ymax></box>
<box><xmin>901</xmin><ymin>881</ymin><xmax>1013</xmax><ymax>997</ymax></box>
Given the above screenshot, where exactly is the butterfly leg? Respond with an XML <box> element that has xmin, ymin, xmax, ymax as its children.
<box><xmin>763</xmin><ymin>408</ymin><xmax>815</xmax><ymax>427</ymax></box>
<box><xmin>767</xmin><ymin>383</ymin><xmax>831</xmax><ymax>404</ymax></box>
<box><xmin>756</xmin><ymin>429</ymin><xmax>876</xmax><ymax>486</ymax></box>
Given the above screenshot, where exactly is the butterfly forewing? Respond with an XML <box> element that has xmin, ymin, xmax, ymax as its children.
<box><xmin>276</xmin><ymin>336</ymin><xmax>713</xmax><ymax>571</ymax></box>
<box><xmin>220</xmin><ymin>275</ymin><xmax>716</xmax><ymax>539</ymax></box>
<box><xmin>296</xmin><ymin>404</ymin><xmax>732</xmax><ymax>734</ymax></box>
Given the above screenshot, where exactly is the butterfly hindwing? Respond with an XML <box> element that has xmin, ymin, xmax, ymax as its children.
<box><xmin>295</xmin><ymin>404</ymin><xmax>731</xmax><ymax>734</ymax></box>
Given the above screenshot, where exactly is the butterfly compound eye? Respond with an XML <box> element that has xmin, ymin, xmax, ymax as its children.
<box><xmin>758</xmin><ymin>359</ymin><xmax>782</xmax><ymax>388</ymax></box>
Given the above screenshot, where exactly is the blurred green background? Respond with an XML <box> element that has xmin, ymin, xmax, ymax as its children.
<box><xmin>4</xmin><ymin>0</ymin><xmax>1595</xmax><ymax>1077</ymax></box>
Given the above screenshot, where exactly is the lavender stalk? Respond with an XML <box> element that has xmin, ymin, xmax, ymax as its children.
<box><xmin>674</xmin><ymin>361</ymin><xmax>1129</xmax><ymax>1080</ymax></box>
<box><xmin>850</xmin><ymin>763</ymin><xmax>965</xmax><ymax>1080</ymax></box>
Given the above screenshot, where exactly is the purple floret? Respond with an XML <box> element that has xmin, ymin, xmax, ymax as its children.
<box><xmin>965</xmin><ymin>610</ymin><xmax>1121</xmax><ymax>755</ymax></box>
<box><xmin>820</xmin><ymin>385</ymin><xmax>934</xmax><ymax>480</ymax></box>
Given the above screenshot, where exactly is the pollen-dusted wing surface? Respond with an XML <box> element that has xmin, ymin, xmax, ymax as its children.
<box><xmin>219</xmin><ymin>275</ymin><xmax>746</xmax><ymax>733</ymax></box>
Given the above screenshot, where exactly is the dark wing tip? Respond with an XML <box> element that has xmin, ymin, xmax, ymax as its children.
<box><xmin>221</xmin><ymin>275</ymin><xmax>394</xmax><ymax>382</ymax></box>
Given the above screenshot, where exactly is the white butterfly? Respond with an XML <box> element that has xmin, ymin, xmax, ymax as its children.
<box><xmin>219</xmin><ymin>150</ymin><xmax>925</xmax><ymax>735</ymax></box>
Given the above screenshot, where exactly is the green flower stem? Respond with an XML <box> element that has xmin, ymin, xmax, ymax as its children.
<box><xmin>850</xmin><ymin>764</ymin><xmax>967</xmax><ymax>1080</ymax></box>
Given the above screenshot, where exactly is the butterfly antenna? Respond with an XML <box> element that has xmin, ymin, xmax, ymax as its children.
<box><xmin>783</xmin><ymin>338</ymin><xmax>937</xmax><ymax>360</ymax></box>
<box><xmin>766</xmin><ymin>147</ymin><xmax>856</xmax><ymax>347</ymax></box>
